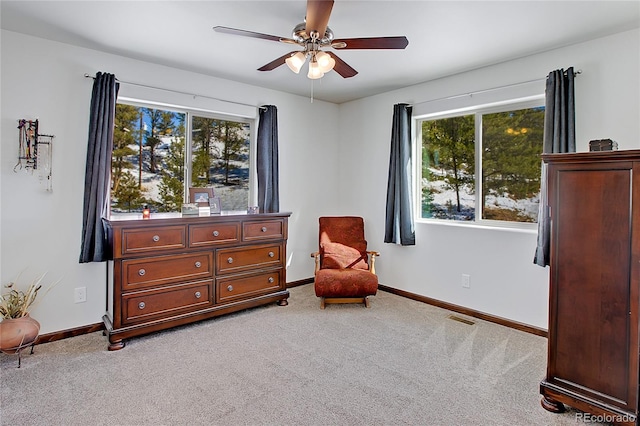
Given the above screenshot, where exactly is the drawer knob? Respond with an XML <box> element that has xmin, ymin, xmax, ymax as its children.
<box><xmin>138</xmin><ymin>268</ymin><xmax>146</xmax><ymax>276</ymax></box>
<box><xmin>227</xmin><ymin>257</ymin><xmax>233</xmax><ymax>264</ymax></box>
<box><xmin>195</xmin><ymin>291</ymin><xmax>202</xmax><ymax>299</ymax></box>
<box><xmin>261</xmin><ymin>227</ymin><xmax>267</xmax><ymax>232</ymax></box>
<box><xmin>152</xmin><ymin>235</ymin><xmax>160</xmax><ymax>242</ymax></box>
<box><xmin>268</xmin><ymin>251</ymin><xmax>275</xmax><ymax>258</ymax></box>
<box><xmin>213</xmin><ymin>230</ymin><xmax>220</xmax><ymax>237</ymax></box>
<box><xmin>195</xmin><ymin>261</ymin><xmax>201</xmax><ymax>268</ymax></box>
<box><xmin>268</xmin><ymin>277</ymin><xmax>274</xmax><ymax>283</ymax></box>
<box><xmin>227</xmin><ymin>285</ymin><xmax>233</xmax><ymax>292</ymax></box>
<box><xmin>138</xmin><ymin>302</ymin><xmax>146</xmax><ymax>310</ymax></box>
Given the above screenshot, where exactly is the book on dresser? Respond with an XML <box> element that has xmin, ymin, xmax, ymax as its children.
<box><xmin>103</xmin><ymin>211</ymin><xmax>292</xmax><ymax>350</ymax></box>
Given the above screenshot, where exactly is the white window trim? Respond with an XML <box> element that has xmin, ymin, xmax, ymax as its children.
<box><xmin>414</xmin><ymin>94</ymin><xmax>545</xmax><ymax>231</ymax></box>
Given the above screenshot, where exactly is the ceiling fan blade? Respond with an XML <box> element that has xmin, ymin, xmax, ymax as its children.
<box><xmin>327</xmin><ymin>52</ymin><xmax>357</xmax><ymax>78</ymax></box>
<box><xmin>305</xmin><ymin>0</ymin><xmax>334</xmax><ymax>39</ymax></box>
<box><xmin>213</xmin><ymin>26</ymin><xmax>282</xmax><ymax>43</ymax></box>
<box><xmin>332</xmin><ymin>36</ymin><xmax>409</xmax><ymax>50</ymax></box>
<box><xmin>258</xmin><ymin>51</ymin><xmax>299</xmax><ymax>72</ymax></box>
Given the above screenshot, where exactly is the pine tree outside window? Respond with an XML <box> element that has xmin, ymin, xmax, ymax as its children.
<box><xmin>418</xmin><ymin>100</ymin><xmax>544</xmax><ymax>226</ymax></box>
<box><xmin>110</xmin><ymin>102</ymin><xmax>252</xmax><ymax>214</ymax></box>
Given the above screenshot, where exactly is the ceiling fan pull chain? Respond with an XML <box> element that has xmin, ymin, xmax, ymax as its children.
<box><xmin>310</xmin><ymin>79</ymin><xmax>314</xmax><ymax>103</ymax></box>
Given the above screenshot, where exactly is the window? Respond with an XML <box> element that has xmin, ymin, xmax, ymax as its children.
<box><xmin>111</xmin><ymin>102</ymin><xmax>252</xmax><ymax>214</ymax></box>
<box><xmin>418</xmin><ymin>100</ymin><xmax>544</xmax><ymax>225</ymax></box>
<box><xmin>190</xmin><ymin>115</ymin><xmax>250</xmax><ymax>210</ymax></box>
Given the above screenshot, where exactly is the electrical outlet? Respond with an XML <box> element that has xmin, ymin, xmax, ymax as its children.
<box><xmin>461</xmin><ymin>274</ymin><xmax>470</xmax><ymax>289</ymax></box>
<box><xmin>74</xmin><ymin>287</ymin><xmax>87</xmax><ymax>303</ymax></box>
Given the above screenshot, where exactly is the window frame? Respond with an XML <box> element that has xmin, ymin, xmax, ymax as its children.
<box><xmin>113</xmin><ymin>97</ymin><xmax>257</xmax><ymax>213</ymax></box>
<box><xmin>414</xmin><ymin>95</ymin><xmax>545</xmax><ymax>230</ymax></box>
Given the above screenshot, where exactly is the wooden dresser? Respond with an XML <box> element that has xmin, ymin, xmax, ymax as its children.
<box><xmin>540</xmin><ymin>150</ymin><xmax>639</xmax><ymax>425</ymax></box>
<box><xmin>103</xmin><ymin>212</ymin><xmax>291</xmax><ymax>350</ymax></box>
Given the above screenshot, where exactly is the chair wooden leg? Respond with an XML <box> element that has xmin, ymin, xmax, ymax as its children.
<box><xmin>320</xmin><ymin>297</ymin><xmax>370</xmax><ymax>308</ymax></box>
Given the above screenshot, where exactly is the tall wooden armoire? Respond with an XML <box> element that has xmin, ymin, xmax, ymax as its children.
<box><xmin>540</xmin><ymin>150</ymin><xmax>640</xmax><ymax>425</ymax></box>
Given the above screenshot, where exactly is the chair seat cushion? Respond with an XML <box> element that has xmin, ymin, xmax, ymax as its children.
<box><xmin>314</xmin><ymin>268</ymin><xmax>378</xmax><ymax>298</ymax></box>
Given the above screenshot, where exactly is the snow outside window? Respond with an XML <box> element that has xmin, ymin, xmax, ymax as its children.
<box><xmin>111</xmin><ymin>102</ymin><xmax>253</xmax><ymax>214</ymax></box>
<box><xmin>417</xmin><ymin>100</ymin><xmax>544</xmax><ymax>226</ymax></box>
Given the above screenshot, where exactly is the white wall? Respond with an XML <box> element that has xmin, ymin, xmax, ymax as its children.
<box><xmin>0</xmin><ymin>30</ymin><xmax>339</xmax><ymax>334</ymax></box>
<box><xmin>337</xmin><ymin>29</ymin><xmax>640</xmax><ymax>330</ymax></box>
<box><xmin>2</xmin><ymin>28</ymin><xmax>638</xmax><ymax>335</ymax></box>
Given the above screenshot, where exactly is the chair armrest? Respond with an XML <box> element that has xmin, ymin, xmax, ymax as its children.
<box><xmin>311</xmin><ymin>251</ymin><xmax>320</xmax><ymax>273</ymax></box>
<box><xmin>367</xmin><ymin>251</ymin><xmax>380</xmax><ymax>275</ymax></box>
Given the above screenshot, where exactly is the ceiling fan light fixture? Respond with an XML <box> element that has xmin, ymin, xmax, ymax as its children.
<box><xmin>285</xmin><ymin>51</ymin><xmax>306</xmax><ymax>74</ymax></box>
<box><xmin>307</xmin><ymin>60</ymin><xmax>324</xmax><ymax>79</ymax></box>
<box><xmin>315</xmin><ymin>51</ymin><xmax>335</xmax><ymax>73</ymax></box>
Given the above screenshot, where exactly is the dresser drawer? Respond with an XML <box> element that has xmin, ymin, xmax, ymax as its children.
<box><xmin>121</xmin><ymin>226</ymin><xmax>186</xmax><ymax>255</ymax></box>
<box><xmin>122</xmin><ymin>281</ymin><xmax>212</xmax><ymax>324</ymax></box>
<box><xmin>189</xmin><ymin>222</ymin><xmax>240</xmax><ymax>247</ymax></box>
<box><xmin>216</xmin><ymin>269</ymin><xmax>282</xmax><ymax>304</ymax></box>
<box><xmin>122</xmin><ymin>252</ymin><xmax>213</xmax><ymax>291</ymax></box>
<box><xmin>216</xmin><ymin>243</ymin><xmax>283</xmax><ymax>275</ymax></box>
<box><xmin>243</xmin><ymin>219</ymin><xmax>284</xmax><ymax>241</ymax></box>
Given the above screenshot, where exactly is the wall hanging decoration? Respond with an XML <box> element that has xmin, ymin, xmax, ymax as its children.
<box><xmin>14</xmin><ymin>119</ymin><xmax>54</xmax><ymax>191</ymax></box>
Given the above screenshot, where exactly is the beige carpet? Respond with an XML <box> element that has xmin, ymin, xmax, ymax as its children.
<box><xmin>0</xmin><ymin>284</ymin><xmax>604</xmax><ymax>425</ymax></box>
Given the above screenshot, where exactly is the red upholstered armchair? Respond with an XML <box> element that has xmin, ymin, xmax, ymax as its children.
<box><xmin>311</xmin><ymin>216</ymin><xmax>380</xmax><ymax>309</ymax></box>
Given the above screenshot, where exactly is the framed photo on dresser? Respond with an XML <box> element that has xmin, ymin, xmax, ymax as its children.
<box><xmin>189</xmin><ymin>187</ymin><xmax>215</xmax><ymax>207</ymax></box>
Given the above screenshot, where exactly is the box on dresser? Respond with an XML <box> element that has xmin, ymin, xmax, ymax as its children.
<box><xmin>103</xmin><ymin>211</ymin><xmax>291</xmax><ymax>350</ymax></box>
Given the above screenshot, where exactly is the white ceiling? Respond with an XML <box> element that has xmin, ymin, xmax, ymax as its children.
<box><xmin>2</xmin><ymin>1</ymin><xmax>639</xmax><ymax>104</ymax></box>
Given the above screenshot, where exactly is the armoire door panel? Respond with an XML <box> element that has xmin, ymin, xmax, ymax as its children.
<box><xmin>553</xmin><ymin>168</ymin><xmax>632</xmax><ymax>406</ymax></box>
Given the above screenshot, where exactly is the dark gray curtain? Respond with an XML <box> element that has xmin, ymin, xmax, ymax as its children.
<box><xmin>534</xmin><ymin>67</ymin><xmax>575</xmax><ymax>266</ymax></box>
<box><xmin>257</xmin><ymin>105</ymin><xmax>279</xmax><ymax>213</ymax></box>
<box><xmin>385</xmin><ymin>103</ymin><xmax>415</xmax><ymax>245</ymax></box>
<box><xmin>79</xmin><ymin>72</ymin><xmax>119</xmax><ymax>263</ymax></box>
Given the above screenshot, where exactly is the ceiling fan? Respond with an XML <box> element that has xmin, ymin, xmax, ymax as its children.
<box><xmin>213</xmin><ymin>0</ymin><xmax>409</xmax><ymax>80</ymax></box>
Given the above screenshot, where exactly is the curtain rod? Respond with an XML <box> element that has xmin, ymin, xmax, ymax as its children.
<box><xmin>406</xmin><ymin>69</ymin><xmax>582</xmax><ymax>108</ymax></box>
<box><xmin>83</xmin><ymin>73</ymin><xmax>266</xmax><ymax>110</ymax></box>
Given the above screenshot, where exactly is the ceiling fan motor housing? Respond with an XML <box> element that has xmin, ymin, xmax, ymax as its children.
<box><xmin>292</xmin><ymin>22</ymin><xmax>334</xmax><ymax>45</ymax></box>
